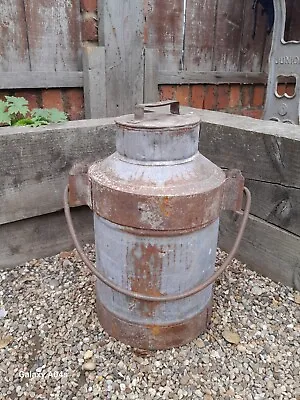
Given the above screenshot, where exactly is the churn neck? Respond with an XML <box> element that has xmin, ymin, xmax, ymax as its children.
<box><xmin>114</xmin><ymin>102</ymin><xmax>201</xmax><ymax>163</ymax></box>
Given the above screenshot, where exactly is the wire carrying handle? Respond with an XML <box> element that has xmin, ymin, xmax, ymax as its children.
<box><xmin>64</xmin><ymin>186</ymin><xmax>251</xmax><ymax>303</ymax></box>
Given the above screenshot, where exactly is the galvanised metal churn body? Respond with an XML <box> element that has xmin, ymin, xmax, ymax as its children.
<box><xmin>65</xmin><ymin>101</ymin><xmax>250</xmax><ymax>350</ymax></box>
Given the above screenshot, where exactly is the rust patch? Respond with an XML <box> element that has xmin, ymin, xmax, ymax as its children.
<box><xmin>221</xmin><ymin>169</ymin><xmax>245</xmax><ymax>211</ymax></box>
<box><xmin>68</xmin><ymin>163</ymin><xmax>92</xmax><ymax>207</ymax></box>
<box><xmin>96</xmin><ymin>299</ymin><xmax>213</xmax><ymax>350</ymax></box>
<box><xmin>127</xmin><ymin>243</ymin><xmax>163</xmax><ymax>318</ymax></box>
<box><xmin>159</xmin><ymin>196</ymin><xmax>171</xmax><ymax>217</ymax></box>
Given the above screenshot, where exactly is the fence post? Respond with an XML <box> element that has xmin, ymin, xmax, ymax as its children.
<box><xmin>144</xmin><ymin>49</ymin><xmax>160</xmax><ymax>103</ymax></box>
<box><xmin>98</xmin><ymin>0</ymin><xmax>144</xmax><ymax>117</ymax></box>
<box><xmin>83</xmin><ymin>46</ymin><xmax>107</xmax><ymax>118</ymax></box>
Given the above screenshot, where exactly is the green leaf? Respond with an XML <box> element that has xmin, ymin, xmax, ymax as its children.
<box><xmin>31</xmin><ymin>108</ymin><xmax>51</xmax><ymax>120</ymax></box>
<box><xmin>0</xmin><ymin>100</ymin><xmax>11</xmax><ymax>125</ymax></box>
<box><xmin>31</xmin><ymin>118</ymin><xmax>49</xmax><ymax>127</ymax></box>
<box><xmin>12</xmin><ymin>118</ymin><xmax>35</xmax><ymax>126</ymax></box>
<box><xmin>5</xmin><ymin>96</ymin><xmax>29</xmax><ymax>118</ymax></box>
<box><xmin>47</xmin><ymin>109</ymin><xmax>68</xmax><ymax>123</ymax></box>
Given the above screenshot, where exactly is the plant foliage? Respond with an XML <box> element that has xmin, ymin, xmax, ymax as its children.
<box><xmin>0</xmin><ymin>96</ymin><xmax>68</xmax><ymax>127</ymax></box>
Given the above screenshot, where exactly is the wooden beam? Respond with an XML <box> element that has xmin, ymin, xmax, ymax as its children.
<box><xmin>0</xmin><ymin>207</ymin><xmax>94</xmax><ymax>270</ymax></box>
<box><xmin>0</xmin><ymin>71</ymin><xmax>83</xmax><ymax>89</ymax></box>
<box><xmin>245</xmin><ymin>179</ymin><xmax>300</xmax><ymax>238</ymax></box>
<box><xmin>144</xmin><ymin>49</ymin><xmax>159</xmax><ymax>103</ymax></box>
<box><xmin>0</xmin><ymin>119</ymin><xmax>116</xmax><ymax>226</ymax></box>
<box><xmin>83</xmin><ymin>46</ymin><xmax>106</xmax><ymax>118</ymax></box>
<box><xmin>219</xmin><ymin>213</ymin><xmax>300</xmax><ymax>291</ymax></box>
<box><xmin>158</xmin><ymin>71</ymin><xmax>268</xmax><ymax>85</ymax></box>
<box><xmin>196</xmin><ymin>109</ymin><xmax>300</xmax><ymax>188</ymax></box>
<box><xmin>103</xmin><ymin>0</ymin><xmax>144</xmax><ymax>117</ymax></box>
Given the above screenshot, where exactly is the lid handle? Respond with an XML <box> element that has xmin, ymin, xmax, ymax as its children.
<box><xmin>134</xmin><ymin>100</ymin><xmax>180</xmax><ymax>119</ymax></box>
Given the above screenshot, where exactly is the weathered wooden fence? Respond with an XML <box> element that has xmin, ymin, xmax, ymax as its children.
<box><xmin>1</xmin><ymin>1</ymin><xmax>300</xmax><ymax>118</ymax></box>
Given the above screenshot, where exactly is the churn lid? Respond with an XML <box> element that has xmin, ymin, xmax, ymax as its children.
<box><xmin>115</xmin><ymin>101</ymin><xmax>200</xmax><ymax>129</ymax></box>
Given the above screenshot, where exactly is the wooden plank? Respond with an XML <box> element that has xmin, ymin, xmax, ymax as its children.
<box><xmin>245</xmin><ymin>179</ymin><xmax>300</xmax><ymax>237</ymax></box>
<box><xmin>83</xmin><ymin>46</ymin><xmax>106</xmax><ymax>118</ymax></box>
<box><xmin>144</xmin><ymin>49</ymin><xmax>159</xmax><ymax>103</ymax></box>
<box><xmin>240</xmin><ymin>0</ymin><xmax>268</xmax><ymax>72</ymax></box>
<box><xmin>213</xmin><ymin>0</ymin><xmax>245</xmax><ymax>71</ymax></box>
<box><xmin>287</xmin><ymin>0</ymin><xmax>300</xmax><ymax>41</ymax></box>
<box><xmin>145</xmin><ymin>0</ymin><xmax>184</xmax><ymax>71</ymax></box>
<box><xmin>102</xmin><ymin>0</ymin><xmax>144</xmax><ymax>117</ymax></box>
<box><xmin>0</xmin><ymin>71</ymin><xmax>83</xmax><ymax>89</ymax></box>
<box><xmin>184</xmin><ymin>0</ymin><xmax>218</xmax><ymax>71</ymax></box>
<box><xmin>0</xmin><ymin>207</ymin><xmax>94</xmax><ymax>270</ymax></box>
<box><xmin>24</xmin><ymin>0</ymin><xmax>81</xmax><ymax>71</ymax></box>
<box><xmin>0</xmin><ymin>119</ymin><xmax>116</xmax><ymax>226</ymax></box>
<box><xmin>158</xmin><ymin>71</ymin><xmax>268</xmax><ymax>85</ymax></box>
<box><xmin>198</xmin><ymin>113</ymin><xmax>300</xmax><ymax>188</ymax></box>
<box><xmin>0</xmin><ymin>0</ymin><xmax>30</xmax><ymax>72</ymax></box>
<box><xmin>219</xmin><ymin>213</ymin><xmax>300</xmax><ymax>290</ymax></box>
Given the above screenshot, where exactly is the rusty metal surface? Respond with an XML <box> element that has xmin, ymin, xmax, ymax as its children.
<box><xmin>134</xmin><ymin>100</ymin><xmax>180</xmax><ymax>119</ymax></box>
<box><xmin>221</xmin><ymin>169</ymin><xmax>245</xmax><ymax>211</ymax></box>
<box><xmin>96</xmin><ymin>297</ymin><xmax>212</xmax><ymax>350</ymax></box>
<box><xmin>264</xmin><ymin>0</ymin><xmax>300</xmax><ymax>124</ymax></box>
<box><xmin>65</xmin><ymin>105</ymin><xmax>249</xmax><ymax>350</ymax></box>
<box><xmin>89</xmin><ymin>153</ymin><xmax>226</xmax><ymax>231</ymax></box>
<box><xmin>68</xmin><ymin>163</ymin><xmax>91</xmax><ymax>208</ymax></box>
<box><xmin>94</xmin><ymin>215</ymin><xmax>218</xmax><ymax>323</ymax></box>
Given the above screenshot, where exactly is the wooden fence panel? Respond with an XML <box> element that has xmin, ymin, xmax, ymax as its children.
<box><xmin>146</xmin><ymin>0</ymin><xmax>184</xmax><ymax>71</ymax></box>
<box><xmin>184</xmin><ymin>0</ymin><xmax>217</xmax><ymax>71</ymax></box>
<box><xmin>286</xmin><ymin>0</ymin><xmax>300</xmax><ymax>41</ymax></box>
<box><xmin>213</xmin><ymin>0</ymin><xmax>245</xmax><ymax>71</ymax></box>
<box><xmin>0</xmin><ymin>1</ymin><xmax>30</xmax><ymax>72</ymax></box>
<box><xmin>24</xmin><ymin>0</ymin><xmax>82</xmax><ymax>72</ymax></box>
<box><xmin>240</xmin><ymin>0</ymin><xmax>268</xmax><ymax>72</ymax></box>
<box><xmin>101</xmin><ymin>0</ymin><xmax>144</xmax><ymax>117</ymax></box>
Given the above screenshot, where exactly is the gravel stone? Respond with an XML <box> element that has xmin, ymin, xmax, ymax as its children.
<box><xmin>0</xmin><ymin>247</ymin><xmax>299</xmax><ymax>399</ymax></box>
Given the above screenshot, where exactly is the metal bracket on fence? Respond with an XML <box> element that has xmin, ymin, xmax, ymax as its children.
<box><xmin>264</xmin><ymin>0</ymin><xmax>300</xmax><ymax>124</ymax></box>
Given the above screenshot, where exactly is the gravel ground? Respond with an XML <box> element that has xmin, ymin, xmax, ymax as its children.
<box><xmin>0</xmin><ymin>246</ymin><xmax>299</xmax><ymax>400</ymax></box>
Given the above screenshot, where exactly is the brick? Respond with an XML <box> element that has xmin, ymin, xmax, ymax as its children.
<box><xmin>286</xmin><ymin>83</ymin><xmax>296</xmax><ymax>97</ymax></box>
<box><xmin>17</xmin><ymin>90</ymin><xmax>39</xmax><ymax>110</ymax></box>
<box><xmin>241</xmin><ymin>108</ymin><xmax>263</xmax><ymax>119</ymax></box>
<box><xmin>160</xmin><ymin>85</ymin><xmax>175</xmax><ymax>100</ymax></box>
<box><xmin>276</xmin><ymin>83</ymin><xmax>286</xmax><ymax>96</ymax></box>
<box><xmin>191</xmin><ymin>85</ymin><xmax>205</xmax><ymax>109</ymax></box>
<box><xmin>204</xmin><ymin>85</ymin><xmax>216</xmax><ymax>110</ymax></box>
<box><xmin>175</xmin><ymin>85</ymin><xmax>190</xmax><ymax>106</ymax></box>
<box><xmin>229</xmin><ymin>84</ymin><xmax>241</xmax><ymax>108</ymax></box>
<box><xmin>82</xmin><ymin>16</ymin><xmax>98</xmax><ymax>42</ymax></box>
<box><xmin>0</xmin><ymin>90</ymin><xmax>11</xmax><ymax>101</ymax></box>
<box><xmin>42</xmin><ymin>89</ymin><xmax>64</xmax><ymax>111</ymax></box>
<box><xmin>216</xmin><ymin>85</ymin><xmax>230</xmax><ymax>110</ymax></box>
<box><xmin>252</xmin><ymin>85</ymin><xmax>265</xmax><ymax>107</ymax></box>
<box><xmin>241</xmin><ymin>85</ymin><xmax>252</xmax><ymax>107</ymax></box>
<box><xmin>64</xmin><ymin>88</ymin><xmax>84</xmax><ymax>120</ymax></box>
<box><xmin>80</xmin><ymin>0</ymin><xmax>97</xmax><ymax>12</ymax></box>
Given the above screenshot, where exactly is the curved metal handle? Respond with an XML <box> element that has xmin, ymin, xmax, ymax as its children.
<box><xmin>134</xmin><ymin>100</ymin><xmax>180</xmax><ymax>119</ymax></box>
<box><xmin>64</xmin><ymin>186</ymin><xmax>251</xmax><ymax>303</ymax></box>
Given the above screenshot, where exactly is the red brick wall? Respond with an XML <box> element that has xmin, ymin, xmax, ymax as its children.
<box><xmin>160</xmin><ymin>82</ymin><xmax>297</xmax><ymax>119</ymax></box>
<box><xmin>0</xmin><ymin>0</ymin><xmax>98</xmax><ymax>121</ymax></box>
<box><xmin>160</xmin><ymin>84</ymin><xmax>266</xmax><ymax>119</ymax></box>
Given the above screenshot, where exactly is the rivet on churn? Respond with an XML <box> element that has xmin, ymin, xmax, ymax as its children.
<box><xmin>64</xmin><ymin>100</ymin><xmax>251</xmax><ymax>350</ymax></box>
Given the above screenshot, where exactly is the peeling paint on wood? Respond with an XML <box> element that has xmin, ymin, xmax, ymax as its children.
<box><xmin>0</xmin><ymin>1</ymin><xmax>30</xmax><ymax>72</ymax></box>
<box><xmin>24</xmin><ymin>0</ymin><xmax>81</xmax><ymax>71</ymax></box>
<box><xmin>146</xmin><ymin>0</ymin><xmax>185</xmax><ymax>71</ymax></box>
<box><xmin>184</xmin><ymin>0</ymin><xmax>218</xmax><ymax>71</ymax></box>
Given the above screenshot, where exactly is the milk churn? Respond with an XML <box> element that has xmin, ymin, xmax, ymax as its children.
<box><xmin>64</xmin><ymin>101</ymin><xmax>251</xmax><ymax>350</ymax></box>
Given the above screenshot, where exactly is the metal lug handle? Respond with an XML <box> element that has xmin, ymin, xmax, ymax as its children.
<box><xmin>64</xmin><ymin>186</ymin><xmax>251</xmax><ymax>303</ymax></box>
<box><xmin>134</xmin><ymin>100</ymin><xmax>180</xmax><ymax>120</ymax></box>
